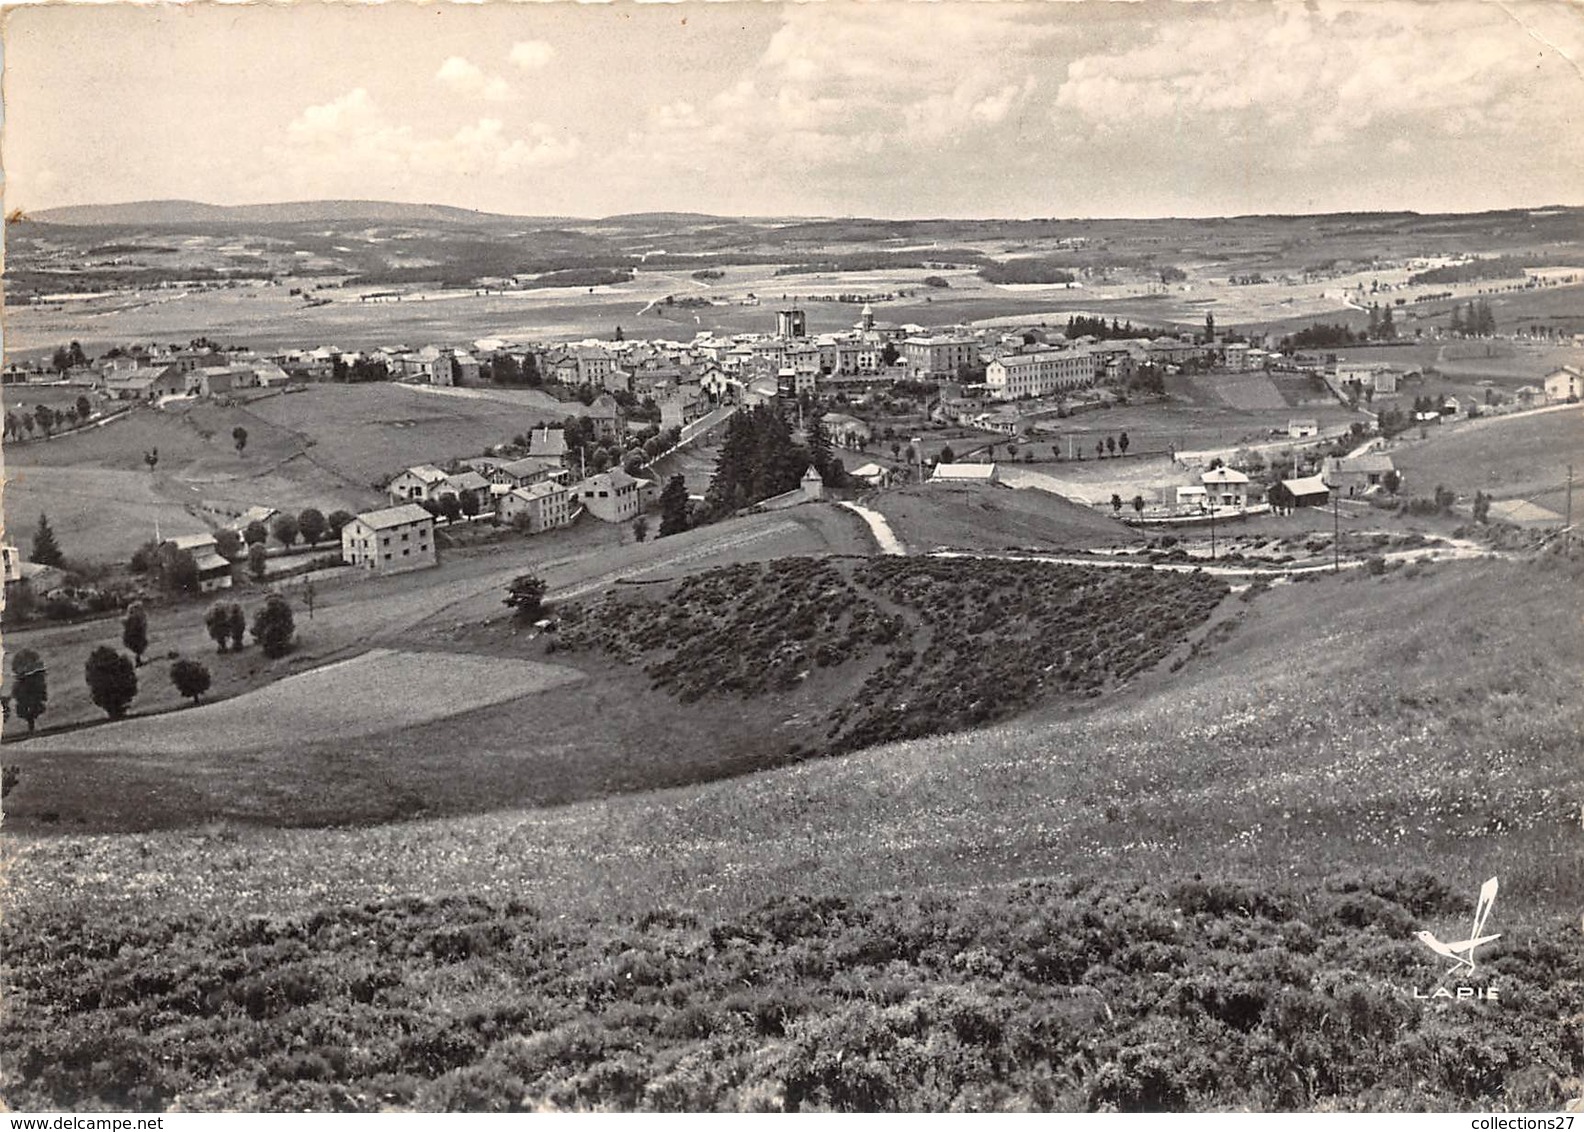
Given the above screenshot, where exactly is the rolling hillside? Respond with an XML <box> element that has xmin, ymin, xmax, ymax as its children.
<box><xmin>3</xmin><ymin>551</ymin><xmax>1580</xmax><ymax>1110</ymax></box>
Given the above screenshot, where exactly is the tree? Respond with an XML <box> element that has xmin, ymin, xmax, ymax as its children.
<box><xmin>1204</xmin><ymin>312</ymin><xmax>1216</xmax><ymax>343</ymax></box>
<box><xmin>228</xmin><ymin>603</ymin><xmax>247</xmax><ymax>651</ymax></box>
<box><xmin>4</xmin><ymin>411</ymin><xmax>17</xmax><ymax>440</ymax></box>
<box><xmin>144</xmin><ymin>448</ymin><xmax>159</xmax><ymax>472</ymax></box>
<box><xmin>85</xmin><ymin>646</ymin><xmax>138</xmax><ymax>720</ymax></box>
<box><xmin>504</xmin><ymin>574</ymin><xmax>548</xmax><ymax>623</ymax></box>
<box><xmin>251</xmin><ymin>593</ymin><xmax>296</xmax><ymax>658</ymax></box>
<box><xmin>205</xmin><ymin>603</ymin><xmax>234</xmax><ymax>653</ymax></box>
<box><xmin>170</xmin><ymin>659</ymin><xmax>212</xmax><ymax>705</ymax></box>
<box><xmin>248</xmin><ymin>542</ymin><xmax>268</xmax><ymax>581</ymax></box>
<box><xmin>232</xmin><ymin>426</ymin><xmax>248</xmax><ymax>456</ymax></box>
<box><xmin>1132</xmin><ymin>495</ymin><xmax>1146</xmax><ymax>515</ymax></box>
<box><xmin>297</xmin><ymin>508</ymin><xmax>327</xmax><ymax>546</ymax></box>
<box><xmin>659</xmin><ymin>475</ymin><xmax>690</xmax><ymax>537</ymax></box>
<box><xmin>10</xmin><ymin>649</ymin><xmax>47</xmax><ymax>734</ymax></box>
<box><xmin>938</xmin><ymin>445</ymin><xmax>956</xmax><ymax>465</ymax></box>
<box><xmin>326</xmin><ymin>510</ymin><xmax>356</xmax><ymax>540</ymax></box>
<box><xmin>435</xmin><ymin>493</ymin><xmax>463</xmax><ymax>524</ymax></box>
<box><xmin>881</xmin><ymin>342</ymin><xmax>900</xmax><ymax>366</ymax></box>
<box><xmin>1119</xmin><ymin>431</ymin><xmax>1130</xmax><ymax>456</ymax></box>
<box><xmin>76</xmin><ymin>395</ymin><xmax>92</xmax><ymax>422</ymax></box>
<box><xmin>1095</xmin><ymin>439</ymin><xmax>1105</xmax><ymax>459</ymax></box>
<box><xmin>243</xmin><ymin>520</ymin><xmax>269</xmax><ymax>546</ymax></box>
<box><xmin>271</xmin><ymin>514</ymin><xmax>299</xmax><ymax>547</ymax></box>
<box><xmin>214</xmin><ymin>528</ymin><xmax>243</xmax><ymax>561</ymax></box>
<box><xmin>29</xmin><ymin>514</ymin><xmax>63</xmax><ymax>567</ymax></box>
<box><xmin>1473</xmin><ymin>490</ymin><xmax>1492</xmax><ymax>524</ymax></box>
<box><xmin>1106</xmin><ymin>436</ymin><xmax>1117</xmax><ymax>456</ymax></box>
<box><xmin>1382</xmin><ymin>469</ymin><xmax>1402</xmax><ymax>495</ymax></box>
<box><xmin>1111</xmin><ymin>493</ymin><xmax>1124</xmax><ymax>515</ymax></box>
<box><xmin>122</xmin><ymin>603</ymin><xmax>150</xmax><ymax>666</ymax></box>
<box><xmin>632</xmin><ymin>515</ymin><xmax>649</xmax><ymax>542</ymax></box>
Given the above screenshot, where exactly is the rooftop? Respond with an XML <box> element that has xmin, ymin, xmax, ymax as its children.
<box><xmin>354</xmin><ymin>503</ymin><xmax>434</xmax><ymax>530</ymax></box>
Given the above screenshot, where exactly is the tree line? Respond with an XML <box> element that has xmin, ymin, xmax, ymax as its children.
<box><xmin>4</xmin><ymin>593</ymin><xmax>297</xmax><ymax>738</ymax></box>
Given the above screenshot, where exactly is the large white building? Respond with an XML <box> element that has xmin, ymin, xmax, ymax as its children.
<box><xmin>499</xmin><ymin>480</ymin><xmax>575</xmax><ymax>533</ymax></box>
<box><xmin>341</xmin><ymin>504</ymin><xmax>437</xmax><ymax>574</ymax></box>
<box><xmin>984</xmin><ymin>347</ymin><xmax>1098</xmax><ymax>400</ymax></box>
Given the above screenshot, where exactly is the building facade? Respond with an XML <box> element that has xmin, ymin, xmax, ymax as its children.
<box><xmin>341</xmin><ymin>504</ymin><xmax>438</xmax><ymax>574</ymax></box>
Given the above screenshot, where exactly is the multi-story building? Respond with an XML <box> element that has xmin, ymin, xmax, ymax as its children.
<box><xmin>984</xmin><ymin>347</ymin><xmax>1099</xmax><ymax>400</ymax></box>
<box><xmin>574</xmin><ymin>468</ymin><xmax>649</xmax><ymax>523</ymax></box>
<box><xmin>341</xmin><ymin>504</ymin><xmax>437</xmax><ymax>574</ymax></box>
<box><xmin>902</xmin><ymin>335</ymin><xmax>978</xmax><ymax>380</ymax></box>
<box><xmin>499</xmin><ymin>480</ymin><xmax>575</xmax><ymax>533</ymax></box>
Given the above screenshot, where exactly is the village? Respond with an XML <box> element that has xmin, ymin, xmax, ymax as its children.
<box><xmin>4</xmin><ymin>287</ymin><xmax>1583</xmax><ymax>617</ymax></box>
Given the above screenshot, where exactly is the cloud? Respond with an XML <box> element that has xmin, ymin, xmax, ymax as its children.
<box><xmin>281</xmin><ymin>88</ymin><xmax>578</xmax><ymax>183</ymax></box>
<box><xmin>436</xmin><ymin>55</ymin><xmax>513</xmax><ymax>103</ymax></box>
<box><xmin>508</xmin><ymin>40</ymin><xmax>556</xmax><ymax>71</ymax></box>
<box><xmin>1052</xmin><ymin>1</ymin><xmax>1578</xmax><ymax>151</ymax></box>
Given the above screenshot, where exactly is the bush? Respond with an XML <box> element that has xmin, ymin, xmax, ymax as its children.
<box><xmin>170</xmin><ymin>658</ymin><xmax>212</xmax><ymax>705</ymax></box>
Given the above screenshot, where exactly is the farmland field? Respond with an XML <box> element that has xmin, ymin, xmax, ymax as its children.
<box><xmin>0</xmin><ymin>384</ymin><xmax>582</xmax><ymax>565</ymax></box>
<box><xmin>20</xmin><ymin>648</ymin><xmax>584</xmax><ymax>757</ymax></box>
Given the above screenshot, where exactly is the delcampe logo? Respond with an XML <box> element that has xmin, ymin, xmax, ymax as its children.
<box><xmin>1411</xmin><ymin>875</ymin><xmax>1501</xmax><ymax>1001</ymax></box>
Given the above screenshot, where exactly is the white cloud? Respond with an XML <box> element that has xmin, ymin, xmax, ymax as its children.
<box><xmin>280</xmin><ymin>88</ymin><xmax>577</xmax><ymax>184</ymax></box>
<box><xmin>509</xmin><ymin>40</ymin><xmax>556</xmax><ymax>71</ymax></box>
<box><xmin>436</xmin><ymin>54</ymin><xmax>514</xmax><ymax>103</ymax></box>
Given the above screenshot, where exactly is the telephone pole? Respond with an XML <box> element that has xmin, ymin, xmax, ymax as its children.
<box><xmin>1567</xmin><ymin>464</ymin><xmax>1574</xmax><ymax>552</ymax></box>
<box><xmin>1333</xmin><ymin>490</ymin><xmax>1341</xmax><ymax>573</ymax></box>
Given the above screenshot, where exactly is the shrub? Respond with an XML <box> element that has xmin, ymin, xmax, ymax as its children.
<box><xmin>251</xmin><ymin>594</ymin><xmax>296</xmax><ymax>658</ymax></box>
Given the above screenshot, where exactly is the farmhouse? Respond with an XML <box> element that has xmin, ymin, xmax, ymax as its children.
<box><xmin>498</xmin><ymin>480</ymin><xmax>575</xmax><ymax>533</ymax></box>
<box><xmin>1544</xmin><ymin>366</ymin><xmax>1582</xmax><ymax>402</ymax></box>
<box><xmin>489</xmin><ymin>456</ymin><xmax>567</xmax><ymax>489</ymax></box>
<box><xmin>930</xmin><ymin>462</ymin><xmax>1000</xmax><ymax>485</ymax></box>
<box><xmin>387</xmin><ymin>465</ymin><xmax>451</xmax><ymax>504</ymax></box>
<box><xmin>574</xmin><ymin>468</ymin><xmax>650</xmax><ymax>523</ymax></box>
<box><xmin>822</xmin><ymin>412</ymin><xmax>873</xmax><ymax>449</ymax></box>
<box><xmin>1322</xmin><ymin>453</ymin><xmax>1395</xmax><ymax>497</ymax></box>
<box><xmin>163</xmin><ymin>533</ymin><xmax>234</xmax><ymax>593</ymax></box>
<box><xmin>440</xmin><ymin>470</ymin><xmax>492</xmax><ymax>513</ymax></box>
<box><xmin>104</xmin><ymin>364</ymin><xmax>186</xmax><ymax>402</ymax></box>
<box><xmin>341</xmin><ymin>504</ymin><xmax>437</xmax><ymax>575</ymax></box>
<box><xmin>851</xmin><ymin>462</ymin><xmax>891</xmax><ymax>487</ymax></box>
<box><xmin>1201</xmin><ymin>466</ymin><xmax>1251</xmax><ymax>507</ymax></box>
<box><xmin>1286</xmin><ymin>418</ymin><xmax>1320</xmax><ymax>439</ymax></box>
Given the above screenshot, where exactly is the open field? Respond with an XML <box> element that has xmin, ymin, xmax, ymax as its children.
<box><xmin>2</xmin><ymin>551</ymin><xmax>1226</xmax><ymax>829</ymax></box>
<box><xmin>869</xmin><ymin>482</ymin><xmax>1140</xmax><ymax>552</ymax></box>
<box><xmin>4</xmin><ymin>554</ymin><xmax>1581</xmax><ymax>1109</ymax></box>
<box><xmin>0</xmin><ymin>503</ymin><xmax>871</xmax><ymax>755</ymax></box>
<box><xmin>0</xmin><ymin>384</ymin><xmax>582</xmax><ymax>564</ymax></box>
<box><xmin>1389</xmin><ymin>404</ymin><xmax>1584</xmax><ymax>506</ymax></box>
<box><xmin>19</xmin><ymin>648</ymin><xmax>583</xmax><ymax>757</ymax></box>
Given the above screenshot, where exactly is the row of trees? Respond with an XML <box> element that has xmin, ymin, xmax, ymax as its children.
<box><xmin>698</xmin><ymin>403</ymin><xmax>844</xmax><ymax>523</ymax></box>
<box><xmin>7</xmin><ymin>593</ymin><xmax>296</xmax><ymax>732</ymax></box>
<box><xmin>1448</xmin><ymin>300</ymin><xmax>1498</xmax><ymax>337</ymax></box>
<box><xmin>4</xmin><ymin>397</ymin><xmax>94</xmax><ymax>441</ymax></box>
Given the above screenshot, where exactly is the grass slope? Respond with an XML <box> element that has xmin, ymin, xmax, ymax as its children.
<box><xmin>872</xmin><ymin>484</ymin><xmax>1140</xmax><ymax>552</ymax></box>
<box><xmin>4</xmin><ymin>554</ymin><xmax>1581</xmax><ymax>1111</ymax></box>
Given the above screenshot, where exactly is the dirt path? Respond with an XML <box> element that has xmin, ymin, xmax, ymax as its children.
<box><xmin>837</xmin><ymin>501</ymin><xmax>906</xmax><ymax>555</ymax></box>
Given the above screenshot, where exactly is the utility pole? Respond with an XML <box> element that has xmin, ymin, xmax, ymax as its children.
<box><xmin>1567</xmin><ymin>464</ymin><xmax>1574</xmax><ymax>552</ymax></box>
<box><xmin>1208</xmin><ymin>500</ymin><xmax>1217</xmax><ymax>561</ymax></box>
<box><xmin>1333</xmin><ymin>489</ymin><xmax>1341</xmax><ymax>573</ymax></box>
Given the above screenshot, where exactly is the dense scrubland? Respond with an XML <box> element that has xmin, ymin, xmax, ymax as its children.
<box><xmin>551</xmin><ymin>556</ymin><xmax>1228</xmax><ymax>753</ymax></box>
<box><xmin>5</xmin><ymin>871</ymin><xmax>1580</xmax><ymax>1112</ymax></box>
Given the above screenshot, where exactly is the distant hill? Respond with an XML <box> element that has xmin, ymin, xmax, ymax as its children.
<box><xmin>26</xmin><ymin>199</ymin><xmax>543</xmax><ymax>227</ymax></box>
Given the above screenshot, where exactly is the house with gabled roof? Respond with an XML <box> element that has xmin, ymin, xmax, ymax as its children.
<box><xmin>387</xmin><ymin>465</ymin><xmax>451</xmax><ymax>505</ymax></box>
<box><xmin>341</xmin><ymin>504</ymin><xmax>437</xmax><ymax>574</ymax></box>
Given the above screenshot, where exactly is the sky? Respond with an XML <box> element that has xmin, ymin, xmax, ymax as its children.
<box><xmin>4</xmin><ymin>0</ymin><xmax>1583</xmax><ymax>220</ymax></box>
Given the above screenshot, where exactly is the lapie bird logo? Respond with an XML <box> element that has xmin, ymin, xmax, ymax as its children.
<box><xmin>1412</xmin><ymin>876</ymin><xmax>1501</xmax><ymax>1001</ymax></box>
